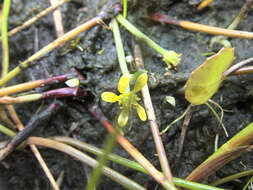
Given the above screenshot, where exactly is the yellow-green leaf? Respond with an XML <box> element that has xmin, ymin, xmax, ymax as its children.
<box><xmin>118</xmin><ymin>75</ymin><xmax>130</xmax><ymax>93</ymax></box>
<box><xmin>185</xmin><ymin>48</ymin><xmax>235</xmax><ymax>105</ymax></box>
<box><xmin>118</xmin><ymin>109</ymin><xmax>129</xmax><ymax>127</ymax></box>
<box><xmin>133</xmin><ymin>73</ymin><xmax>148</xmax><ymax>92</ymax></box>
<box><xmin>135</xmin><ymin>103</ymin><xmax>146</xmax><ymax>121</ymax></box>
<box><xmin>101</xmin><ymin>92</ymin><xmax>119</xmax><ymax>103</ymax></box>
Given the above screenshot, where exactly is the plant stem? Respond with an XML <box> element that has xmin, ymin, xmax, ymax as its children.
<box><xmin>116</xmin><ymin>14</ymin><xmax>180</xmax><ymax>68</ymax></box>
<box><xmin>88</xmin><ymin>104</ymin><xmax>177</xmax><ymax>190</ymax></box>
<box><xmin>149</xmin><ymin>13</ymin><xmax>253</xmax><ymax>39</ymax></box>
<box><xmin>1</xmin><ymin>0</ymin><xmax>11</xmax><ymax>77</ymax></box>
<box><xmin>0</xmin><ymin>87</ymin><xmax>86</xmax><ymax>104</ymax></box>
<box><xmin>224</xmin><ymin>57</ymin><xmax>253</xmax><ymax>76</ymax></box>
<box><xmin>27</xmin><ymin>137</ymin><xmax>146</xmax><ymax>190</ymax></box>
<box><xmin>134</xmin><ymin>44</ymin><xmax>175</xmax><ymax>186</ymax></box>
<box><xmin>0</xmin><ymin>68</ymin><xmax>82</xmax><ymax>97</ymax></box>
<box><xmin>0</xmin><ymin>0</ymin><xmax>70</xmax><ymax>40</ymax></box>
<box><xmin>211</xmin><ymin>169</ymin><xmax>253</xmax><ymax>186</ymax></box>
<box><xmin>0</xmin><ymin>102</ymin><xmax>61</xmax><ymax>161</ymax></box>
<box><xmin>52</xmin><ymin>136</ymin><xmax>147</xmax><ymax>173</ymax></box>
<box><xmin>0</xmin><ymin>16</ymin><xmax>103</xmax><ymax>87</ymax></box>
<box><xmin>111</xmin><ymin>19</ymin><xmax>130</xmax><ymax>76</ymax></box>
<box><xmin>53</xmin><ymin>136</ymin><xmax>225</xmax><ymax>190</ymax></box>
<box><xmin>85</xmin><ymin>132</ymin><xmax>118</xmax><ymax>190</ymax></box>
<box><xmin>186</xmin><ymin>122</ymin><xmax>253</xmax><ymax>182</ymax></box>
<box><xmin>123</xmin><ymin>0</ymin><xmax>127</xmax><ymax>18</ymax></box>
<box><xmin>197</xmin><ymin>0</ymin><xmax>214</xmax><ymax>10</ymax></box>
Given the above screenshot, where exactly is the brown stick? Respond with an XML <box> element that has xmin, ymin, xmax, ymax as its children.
<box><xmin>50</xmin><ymin>0</ymin><xmax>65</xmax><ymax>38</ymax></box>
<box><xmin>134</xmin><ymin>44</ymin><xmax>175</xmax><ymax>186</ymax></box>
<box><xmin>5</xmin><ymin>105</ymin><xmax>60</xmax><ymax>190</ymax></box>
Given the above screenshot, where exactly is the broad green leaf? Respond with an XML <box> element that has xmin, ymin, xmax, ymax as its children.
<box><xmin>185</xmin><ymin>48</ymin><xmax>235</xmax><ymax>105</ymax></box>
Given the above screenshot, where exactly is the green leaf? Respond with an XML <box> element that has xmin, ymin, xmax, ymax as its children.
<box><xmin>185</xmin><ymin>48</ymin><xmax>235</xmax><ymax>105</ymax></box>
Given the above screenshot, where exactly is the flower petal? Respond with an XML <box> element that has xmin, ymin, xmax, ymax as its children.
<box><xmin>101</xmin><ymin>92</ymin><xmax>119</xmax><ymax>102</ymax></box>
<box><xmin>133</xmin><ymin>73</ymin><xmax>148</xmax><ymax>92</ymax></box>
<box><xmin>118</xmin><ymin>109</ymin><xmax>129</xmax><ymax>127</ymax></box>
<box><xmin>118</xmin><ymin>75</ymin><xmax>130</xmax><ymax>93</ymax></box>
<box><xmin>135</xmin><ymin>103</ymin><xmax>146</xmax><ymax>121</ymax></box>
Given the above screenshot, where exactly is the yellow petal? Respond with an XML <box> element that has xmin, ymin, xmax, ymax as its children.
<box><xmin>133</xmin><ymin>73</ymin><xmax>148</xmax><ymax>92</ymax></box>
<box><xmin>118</xmin><ymin>75</ymin><xmax>130</xmax><ymax>93</ymax></box>
<box><xmin>118</xmin><ymin>109</ymin><xmax>129</xmax><ymax>127</ymax></box>
<box><xmin>135</xmin><ymin>103</ymin><xmax>146</xmax><ymax>121</ymax></box>
<box><xmin>101</xmin><ymin>92</ymin><xmax>119</xmax><ymax>103</ymax></box>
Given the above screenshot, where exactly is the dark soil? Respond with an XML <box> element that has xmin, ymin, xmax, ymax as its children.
<box><xmin>0</xmin><ymin>0</ymin><xmax>253</xmax><ymax>189</ymax></box>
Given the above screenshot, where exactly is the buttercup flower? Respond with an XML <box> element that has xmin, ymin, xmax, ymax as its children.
<box><xmin>101</xmin><ymin>73</ymin><xmax>147</xmax><ymax>127</ymax></box>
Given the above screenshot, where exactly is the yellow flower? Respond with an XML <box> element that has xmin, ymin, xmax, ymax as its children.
<box><xmin>101</xmin><ymin>73</ymin><xmax>147</xmax><ymax>127</ymax></box>
<box><xmin>163</xmin><ymin>50</ymin><xmax>181</xmax><ymax>69</ymax></box>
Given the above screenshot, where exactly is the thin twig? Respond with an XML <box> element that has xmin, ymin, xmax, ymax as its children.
<box><xmin>6</xmin><ymin>105</ymin><xmax>60</xmax><ymax>190</ymax></box>
<box><xmin>27</xmin><ymin>137</ymin><xmax>146</xmax><ymax>190</ymax></box>
<box><xmin>0</xmin><ymin>0</ymin><xmax>70</xmax><ymax>40</ymax></box>
<box><xmin>174</xmin><ymin>105</ymin><xmax>192</xmax><ymax>168</ymax></box>
<box><xmin>224</xmin><ymin>57</ymin><xmax>253</xmax><ymax>76</ymax></box>
<box><xmin>1</xmin><ymin>0</ymin><xmax>11</xmax><ymax>76</ymax></box>
<box><xmin>134</xmin><ymin>44</ymin><xmax>175</xmax><ymax>186</ymax></box>
<box><xmin>0</xmin><ymin>101</ymin><xmax>62</xmax><ymax>161</ymax></box>
<box><xmin>50</xmin><ymin>0</ymin><xmax>65</xmax><ymax>38</ymax></box>
<box><xmin>0</xmin><ymin>15</ymin><xmax>104</xmax><ymax>87</ymax></box>
<box><xmin>149</xmin><ymin>13</ymin><xmax>253</xmax><ymax>39</ymax></box>
<box><xmin>88</xmin><ymin>105</ymin><xmax>177</xmax><ymax>190</ymax></box>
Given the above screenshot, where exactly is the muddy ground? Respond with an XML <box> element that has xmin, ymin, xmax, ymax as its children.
<box><xmin>0</xmin><ymin>0</ymin><xmax>253</xmax><ymax>189</ymax></box>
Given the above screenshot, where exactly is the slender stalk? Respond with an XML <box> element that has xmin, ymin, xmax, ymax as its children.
<box><xmin>1</xmin><ymin>0</ymin><xmax>11</xmax><ymax>77</ymax></box>
<box><xmin>231</xmin><ymin>66</ymin><xmax>253</xmax><ymax>75</ymax></box>
<box><xmin>53</xmin><ymin>136</ymin><xmax>225</xmax><ymax>190</ymax></box>
<box><xmin>50</xmin><ymin>0</ymin><xmax>65</xmax><ymax>38</ymax></box>
<box><xmin>27</xmin><ymin>137</ymin><xmax>146</xmax><ymax>190</ymax></box>
<box><xmin>85</xmin><ymin>132</ymin><xmax>118</xmax><ymax>190</ymax></box>
<box><xmin>211</xmin><ymin>169</ymin><xmax>253</xmax><ymax>186</ymax></box>
<box><xmin>243</xmin><ymin>176</ymin><xmax>253</xmax><ymax>190</ymax></box>
<box><xmin>0</xmin><ymin>16</ymin><xmax>103</xmax><ymax>87</ymax></box>
<box><xmin>186</xmin><ymin>122</ymin><xmax>253</xmax><ymax>182</ymax></box>
<box><xmin>0</xmin><ymin>102</ymin><xmax>61</xmax><ymax>161</ymax></box>
<box><xmin>0</xmin><ymin>87</ymin><xmax>86</xmax><ymax>104</ymax></box>
<box><xmin>116</xmin><ymin>14</ymin><xmax>181</xmax><ymax>68</ymax></box>
<box><xmin>224</xmin><ymin>57</ymin><xmax>253</xmax><ymax>76</ymax></box>
<box><xmin>0</xmin><ymin>0</ymin><xmax>70</xmax><ymax>40</ymax></box>
<box><xmin>0</xmin><ymin>69</ymin><xmax>80</xmax><ymax>97</ymax></box>
<box><xmin>123</xmin><ymin>0</ymin><xmax>127</xmax><ymax>18</ymax></box>
<box><xmin>161</xmin><ymin>105</ymin><xmax>191</xmax><ymax>134</ymax></box>
<box><xmin>0</xmin><ymin>124</ymin><xmax>16</xmax><ymax>137</ymax></box>
<box><xmin>197</xmin><ymin>0</ymin><xmax>214</xmax><ymax>10</ymax></box>
<box><xmin>134</xmin><ymin>44</ymin><xmax>174</xmax><ymax>186</ymax></box>
<box><xmin>111</xmin><ymin>19</ymin><xmax>130</xmax><ymax>76</ymax></box>
<box><xmin>88</xmin><ymin>105</ymin><xmax>176</xmax><ymax>190</ymax></box>
<box><xmin>52</xmin><ymin>136</ymin><xmax>147</xmax><ymax>173</ymax></box>
<box><xmin>149</xmin><ymin>13</ymin><xmax>253</xmax><ymax>39</ymax></box>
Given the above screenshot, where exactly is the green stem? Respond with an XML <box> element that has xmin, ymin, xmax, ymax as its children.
<box><xmin>123</xmin><ymin>0</ymin><xmax>127</xmax><ymax>18</ymax></box>
<box><xmin>28</xmin><ymin>137</ymin><xmax>146</xmax><ymax>190</ymax></box>
<box><xmin>116</xmin><ymin>14</ymin><xmax>180</xmax><ymax>68</ymax></box>
<box><xmin>111</xmin><ymin>19</ymin><xmax>130</xmax><ymax>76</ymax></box>
<box><xmin>1</xmin><ymin>0</ymin><xmax>12</xmax><ymax>77</ymax></box>
<box><xmin>211</xmin><ymin>169</ymin><xmax>253</xmax><ymax>186</ymax></box>
<box><xmin>85</xmin><ymin>132</ymin><xmax>118</xmax><ymax>190</ymax></box>
<box><xmin>53</xmin><ymin>136</ymin><xmax>224</xmax><ymax>190</ymax></box>
<box><xmin>0</xmin><ymin>124</ymin><xmax>16</xmax><ymax>137</ymax></box>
